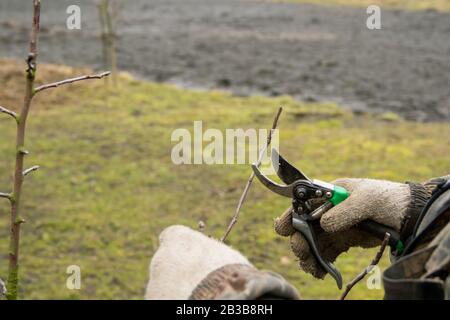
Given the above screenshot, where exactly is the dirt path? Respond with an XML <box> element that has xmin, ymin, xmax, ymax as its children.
<box><xmin>1</xmin><ymin>0</ymin><xmax>449</xmax><ymax>121</ymax></box>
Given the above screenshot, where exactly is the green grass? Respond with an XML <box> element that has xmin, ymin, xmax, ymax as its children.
<box><xmin>263</xmin><ymin>0</ymin><xmax>450</xmax><ymax>11</ymax></box>
<box><xmin>0</xmin><ymin>60</ymin><xmax>449</xmax><ymax>299</ymax></box>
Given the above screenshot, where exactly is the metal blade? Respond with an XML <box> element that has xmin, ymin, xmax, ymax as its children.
<box><xmin>271</xmin><ymin>148</ymin><xmax>310</xmax><ymax>184</ymax></box>
<box><xmin>252</xmin><ymin>164</ymin><xmax>295</xmax><ymax>198</ymax></box>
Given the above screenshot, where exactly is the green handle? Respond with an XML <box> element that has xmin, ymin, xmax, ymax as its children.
<box><xmin>330</xmin><ymin>185</ymin><xmax>349</xmax><ymax>206</ymax></box>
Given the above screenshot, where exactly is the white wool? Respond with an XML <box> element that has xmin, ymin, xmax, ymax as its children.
<box><xmin>145</xmin><ymin>225</ymin><xmax>252</xmax><ymax>300</ymax></box>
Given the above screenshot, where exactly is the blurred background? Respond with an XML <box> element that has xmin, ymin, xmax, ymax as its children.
<box><xmin>0</xmin><ymin>0</ymin><xmax>449</xmax><ymax>299</ymax></box>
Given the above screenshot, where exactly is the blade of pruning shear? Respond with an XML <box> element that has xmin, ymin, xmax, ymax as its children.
<box><xmin>254</xmin><ymin>151</ymin><xmax>343</xmax><ymax>289</ymax></box>
<box><xmin>271</xmin><ymin>148</ymin><xmax>310</xmax><ymax>184</ymax></box>
<box><xmin>251</xmin><ymin>164</ymin><xmax>295</xmax><ymax>198</ymax></box>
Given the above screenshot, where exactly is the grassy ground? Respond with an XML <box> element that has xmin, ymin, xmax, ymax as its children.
<box><xmin>0</xmin><ymin>59</ymin><xmax>449</xmax><ymax>299</ymax></box>
<box><xmin>266</xmin><ymin>0</ymin><xmax>450</xmax><ymax>11</ymax></box>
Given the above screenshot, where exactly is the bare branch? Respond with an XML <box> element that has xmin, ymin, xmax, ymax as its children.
<box><xmin>6</xmin><ymin>0</ymin><xmax>41</xmax><ymax>300</ymax></box>
<box><xmin>221</xmin><ymin>107</ymin><xmax>283</xmax><ymax>242</ymax></box>
<box><xmin>22</xmin><ymin>165</ymin><xmax>40</xmax><ymax>177</ymax></box>
<box><xmin>340</xmin><ymin>233</ymin><xmax>391</xmax><ymax>300</ymax></box>
<box><xmin>0</xmin><ymin>192</ymin><xmax>12</xmax><ymax>201</ymax></box>
<box><xmin>0</xmin><ymin>106</ymin><xmax>18</xmax><ymax>121</ymax></box>
<box><xmin>34</xmin><ymin>71</ymin><xmax>111</xmax><ymax>94</ymax></box>
<box><xmin>4</xmin><ymin>1</ymin><xmax>110</xmax><ymax>300</ymax></box>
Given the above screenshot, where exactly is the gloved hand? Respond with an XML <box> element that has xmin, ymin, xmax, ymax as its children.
<box><xmin>146</xmin><ymin>225</ymin><xmax>299</xmax><ymax>300</ymax></box>
<box><xmin>274</xmin><ymin>178</ymin><xmax>422</xmax><ymax>279</ymax></box>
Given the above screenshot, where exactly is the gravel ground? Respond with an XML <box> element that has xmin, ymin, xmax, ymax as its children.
<box><xmin>1</xmin><ymin>0</ymin><xmax>449</xmax><ymax>121</ymax></box>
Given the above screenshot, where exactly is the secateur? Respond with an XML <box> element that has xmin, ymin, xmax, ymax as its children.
<box><xmin>252</xmin><ymin>149</ymin><xmax>403</xmax><ymax>289</ymax></box>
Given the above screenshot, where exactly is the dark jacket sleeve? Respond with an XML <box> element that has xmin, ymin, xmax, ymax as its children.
<box><xmin>383</xmin><ymin>176</ymin><xmax>450</xmax><ymax>300</ymax></box>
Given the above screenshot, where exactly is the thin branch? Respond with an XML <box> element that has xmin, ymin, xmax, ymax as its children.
<box><xmin>34</xmin><ymin>71</ymin><xmax>111</xmax><ymax>94</ymax></box>
<box><xmin>0</xmin><ymin>192</ymin><xmax>11</xmax><ymax>201</ymax></box>
<box><xmin>3</xmin><ymin>0</ymin><xmax>109</xmax><ymax>300</ymax></box>
<box><xmin>0</xmin><ymin>106</ymin><xmax>18</xmax><ymax>121</ymax></box>
<box><xmin>221</xmin><ymin>107</ymin><xmax>283</xmax><ymax>242</ymax></box>
<box><xmin>340</xmin><ymin>232</ymin><xmax>391</xmax><ymax>300</ymax></box>
<box><xmin>22</xmin><ymin>165</ymin><xmax>39</xmax><ymax>177</ymax></box>
<box><xmin>6</xmin><ymin>0</ymin><xmax>41</xmax><ymax>301</ymax></box>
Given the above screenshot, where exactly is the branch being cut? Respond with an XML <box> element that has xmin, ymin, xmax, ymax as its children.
<box><xmin>34</xmin><ymin>71</ymin><xmax>111</xmax><ymax>94</ymax></box>
<box><xmin>23</xmin><ymin>165</ymin><xmax>39</xmax><ymax>177</ymax></box>
<box><xmin>340</xmin><ymin>232</ymin><xmax>391</xmax><ymax>300</ymax></box>
<box><xmin>221</xmin><ymin>107</ymin><xmax>283</xmax><ymax>242</ymax></box>
<box><xmin>0</xmin><ymin>106</ymin><xmax>18</xmax><ymax>121</ymax></box>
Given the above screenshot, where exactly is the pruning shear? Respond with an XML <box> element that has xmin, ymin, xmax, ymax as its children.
<box><xmin>252</xmin><ymin>149</ymin><xmax>403</xmax><ymax>289</ymax></box>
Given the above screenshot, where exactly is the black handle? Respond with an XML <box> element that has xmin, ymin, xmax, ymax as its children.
<box><xmin>292</xmin><ymin>212</ymin><xmax>343</xmax><ymax>289</ymax></box>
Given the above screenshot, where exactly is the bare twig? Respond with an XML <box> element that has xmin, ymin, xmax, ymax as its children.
<box><xmin>97</xmin><ymin>0</ymin><xmax>118</xmax><ymax>85</ymax></box>
<box><xmin>221</xmin><ymin>107</ymin><xmax>283</xmax><ymax>242</ymax></box>
<box><xmin>340</xmin><ymin>232</ymin><xmax>391</xmax><ymax>300</ymax></box>
<box><xmin>0</xmin><ymin>192</ymin><xmax>11</xmax><ymax>201</ymax></box>
<box><xmin>0</xmin><ymin>106</ymin><xmax>18</xmax><ymax>121</ymax></box>
<box><xmin>34</xmin><ymin>72</ymin><xmax>111</xmax><ymax>94</ymax></box>
<box><xmin>4</xmin><ymin>0</ymin><xmax>41</xmax><ymax>301</ymax></box>
<box><xmin>22</xmin><ymin>165</ymin><xmax>39</xmax><ymax>177</ymax></box>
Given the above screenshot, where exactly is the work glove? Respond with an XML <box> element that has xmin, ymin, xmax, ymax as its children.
<box><xmin>274</xmin><ymin>178</ymin><xmax>432</xmax><ymax>279</ymax></box>
<box><xmin>145</xmin><ymin>225</ymin><xmax>299</xmax><ymax>300</ymax></box>
<box><xmin>0</xmin><ymin>278</ymin><xmax>5</xmax><ymax>298</ymax></box>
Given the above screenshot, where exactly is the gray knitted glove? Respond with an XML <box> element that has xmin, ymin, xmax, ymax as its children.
<box><xmin>274</xmin><ymin>178</ymin><xmax>420</xmax><ymax>279</ymax></box>
<box><xmin>0</xmin><ymin>278</ymin><xmax>6</xmax><ymax>298</ymax></box>
<box><xmin>146</xmin><ymin>225</ymin><xmax>299</xmax><ymax>300</ymax></box>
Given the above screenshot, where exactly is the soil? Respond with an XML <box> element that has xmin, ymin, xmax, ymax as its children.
<box><xmin>1</xmin><ymin>0</ymin><xmax>449</xmax><ymax>121</ymax></box>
